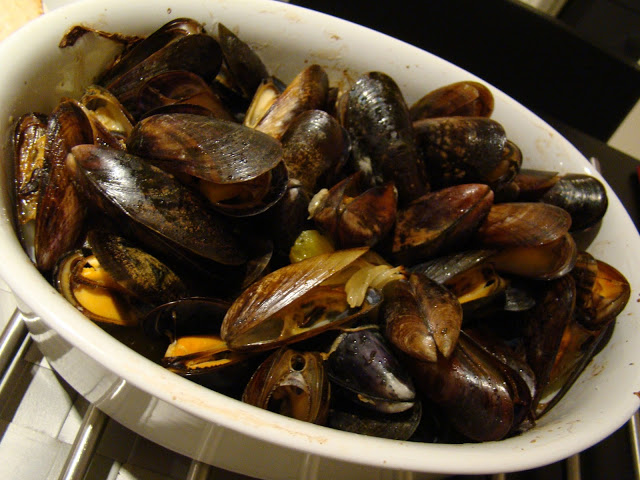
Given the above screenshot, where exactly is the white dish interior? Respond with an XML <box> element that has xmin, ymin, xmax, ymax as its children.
<box><xmin>0</xmin><ymin>1</ymin><xmax>639</xmax><ymax>479</ymax></box>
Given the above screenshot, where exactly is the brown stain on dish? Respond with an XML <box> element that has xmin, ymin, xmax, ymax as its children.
<box><xmin>184</xmin><ymin>392</ymin><xmax>330</xmax><ymax>445</ymax></box>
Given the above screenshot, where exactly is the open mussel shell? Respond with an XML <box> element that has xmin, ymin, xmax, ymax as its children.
<box><xmin>281</xmin><ymin>109</ymin><xmax>350</xmax><ymax>194</ymax></box>
<box><xmin>254</xmin><ymin>64</ymin><xmax>329</xmax><ymax>140</ymax></box>
<box><xmin>409</xmin><ymin>81</ymin><xmax>494</xmax><ymax>121</ymax></box>
<box><xmin>489</xmin><ymin>232</ymin><xmax>578</xmax><ymax>280</ymax></box>
<box><xmin>243</xmin><ymin>76</ymin><xmax>284</xmax><ymax>129</ymax></box>
<box><xmin>104</xmin><ymin>33</ymin><xmax>223</xmax><ymax>118</ymax></box>
<box><xmin>242</xmin><ymin>347</ymin><xmax>330</xmax><ymax>424</ymax></box>
<box><xmin>343</xmin><ymin>71</ymin><xmax>427</xmax><ymax>204</ymax></box>
<box><xmin>571</xmin><ymin>252</ymin><xmax>631</xmax><ymax>330</ymax></box>
<box><xmin>98</xmin><ymin>17</ymin><xmax>206</xmax><ymax>87</ymax></box>
<box><xmin>392</xmin><ymin>183</ymin><xmax>494</xmax><ymax>265</ymax></box>
<box><xmin>382</xmin><ymin>273</ymin><xmax>463</xmax><ymax>362</ymax></box>
<box><xmin>142</xmin><ymin>297</ymin><xmax>258</xmax><ymax>396</ymax></box>
<box><xmin>66</xmin><ymin>144</ymin><xmax>248</xmax><ymax>267</ymax></box>
<box><xmin>443</xmin><ymin>263</ymin><xmax>509</xmax><ymax>321</ymax></box>
<box><xmin>80</xmin><ymin>85</ymin><xmax>134</xmax><ymax>145</ymax></box>
<box><xmin>311</xmin><ymin>172</ymin><xmax>398</xmax><ymax>249</ymax></box>
<box><xmin>54</xmin><ymin>249</ymin><xmax>142</xmax><ymax>327</ymax></box>
<box><xmin>326</xmin><ymin>326</ymin><xmax>416</xmax><ymax>413</ymax></box>
<box><xmin>217</xmin><ymin>23</ymin><xmax>269</xmax><ymax>99</ymax></box>
<box><xmin>54</xmin><ymin>247</ymin><xmax>172</xmax><ymax>361</ymax></box>
<box><xmin>135</xmin><ymin>71</ymin><xmax>236</xmax><ymax>121</ymax></box>
<box><xmin>127</xmin><ymin>113</ymin><xmax>287</xmax><ymax>216</ymax></box>
<box><xmin>221</xmin><ymin>248</ymin><xmax>382</xmax><ymax>352</ymax></box>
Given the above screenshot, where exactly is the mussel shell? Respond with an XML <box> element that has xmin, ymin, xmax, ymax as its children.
<box><xmin>105</xmin><ymin>34</ymin><xmax>223</xmax><ymax>118</ymax></box>
<box><xmin>87</xmin><ymin>228</ymin><xmax>188</xmax><ymax>305</ymax></box>
<box><xmin>344</xmin><ymin>71</ymin><xmax>427</xmax><ymax>203</ymax></box>
<box><xmin>413</xmin><ymin>116</ymin><xmax>506</xmax><ymax>190</ymax></box>
<box><xmin>14</xmin><ymin>112</ymin><xmax>48</xmax><ymax>233</ymax></box>
<box><xmin>572</xmin><ymin>253</ymin><xmax>630</xmax><ymax>330</ymax></box>
<box><xmin>443</xmin><ymin>263</ymin><xmax>508</xmax><ymax>320</ymax></box>
<box><xmin>383</xmin><ymin>273</ymin><xmax>463</xmax><ymax>362</ymax></box>
<box><xmin>259</xmin><ymin>180</ymin><xmax>313</xmax><ymax>263</ymax></box>
<box><xmin>409</xmin><ymin>81</ymin><xmax>494</xmax><ymax>121</ymax></box>
<box><xmin>135</xmin><ymin>71</ymin><xmax>236</xmax><ymax>121</ymax></box>
<box><xmin>328</xmin><ymin>401</ymin><xmax>422</xmax><ymax>440</ymax></box>
<box><xmin>280</xmin><ymin>109</ymin><xmax>349</xmax><ymax>193</ymax></box>
<box><xmin>312</xmin><ymin>172</ymin><xmax>397</xmax><ymax>249</ymax></box>
<box><xmin>392</xmin><ymin>183</ymin><xmax>494</xmax><ymax>265</ymax></box>
<box><xmin>80</xmin><ymin>85</ymin><xmax>134</xmax><ymax>143</ymax></box>
<box><xmin>475</xmin><ymin>202</ymin><xmax>572</xmax><ymax>248</ymax></box>
<box><xmin>221</xmin><ymin>248</ymin><xmax>374</xmax><ymax>351</ymax></box>
<box><xmin>127</xmin><ymin>113</ymin><xmax>283</xmax><ymax>185</ymax></box>
<box><xmin>489</xmin><ymin>232</ymin><xmax>578</xmax><ymax>280</ymax></box>
<box><xmin>410</xmin><ymin>249</ymin><xmax>496</xmax><ymax>285</ymax></box>
<box><xmin>98</xmin><ymin>18</ymin><xmax>205</xmax><ymax>87</ymax></box>
<box><xmin>142</xmin><ymin>296</ymin><xmax>230</xmax><ymax>340</ymax></box>
<box><xmin>53</xmin><ymin>249</ymin><xmax>142</xmax><ymax>327</ymax></box>
<box><xmin>242</xmin><ymin>347</ymin><xmax>330</xmax><ymax>424</ymax></box>
<box><xmin>326</xmin><ymin>326</ymin><xmax>416</xmax><ymax>413</ymax></box>
<box><xmin>66</xmin><ymin>144</ymin><xmax>248</xmax><ymax>267</ymax></box>
<box><xmin>540</xmin><ymin>174</ymin><xmax>608</xmax><ymax>232</ymax></box>
<box><xmin>35</xmin><ymin>100</ymin><xmax>94</xmax><ymax>272</ymax></box>
<box><xmin>255</xmin><ymin>64</ymin><xmax>329</xmax><ymax>140</ymax></box>
<box><xmin>510</xmin><ymin>168</ymin><xmax>560</xmax><ymax>201</ymax></box>
<box><xmin>524</xmin><ymin>275</ymin><xmax>576</xmax><ymax>413</ymax></box>
<box><xmin>407</xmin><ymin>331</ymin><xmax>524</xmax><ymax>442</ymax></box>
<box><xmin>217</xmin><ymin>23</ymin><xmax>269</xmax><ymax>99</ymax></box>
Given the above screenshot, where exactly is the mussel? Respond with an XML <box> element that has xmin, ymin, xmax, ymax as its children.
<box><xmin>12</xmin><ymin>17</ymin><xmax>632</xmax><ymax>447</ymax></box>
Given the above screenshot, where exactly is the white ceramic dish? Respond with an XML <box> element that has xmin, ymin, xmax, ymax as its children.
<box><xmin>1</xmin><ymin>1</ymin><xmax>639</xmax><ymax>479</ymax></box>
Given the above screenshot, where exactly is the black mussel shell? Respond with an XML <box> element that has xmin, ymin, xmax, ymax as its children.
<box><xmin>326</xmin><ymin>326</ymin><xmax>416</xmax><ymax>413</ymax></box>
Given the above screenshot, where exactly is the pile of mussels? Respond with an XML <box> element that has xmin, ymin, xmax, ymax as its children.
<box><xmin>13</xmin><ymin>18</ymin><xmax>631</xmax><ymax>443</ymax></box>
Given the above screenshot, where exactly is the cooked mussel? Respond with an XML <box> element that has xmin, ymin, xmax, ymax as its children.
<box><xmin>243</xmin><ymin>347</ymin><xmax>330</xmax><ymax>424</ymax></box>
<box><xmin>310</xmin><ymin>172</ymin><xmax>397</xmax><ymax>249</ymax></box>
<box><xmin>103</xmin><ymin>32</ymin><xmax>223</xmax><ymax>118</ymax></box>
<box><xmin>280</xmin><ymin>109</ymin><xmax>349</xmax><ymax>193</ymax></box>
<box><xmin>326</xmin><ymin>326</ymin><xmax>416</xmax><ymax>413</ymax></box>
<box><xmin>254</xmin><ymin>64</ymin><xmax>329</xmax><ymax>140</ymax></box>
<box><xmin>409</xmin><ymin>81</ymin><xmax>494</xmax><ymax>120</ymax></box>
<box><xmin>328</xmin><ymin>401</ymin><xmax>422</xmax><ymax>440</ymax></box>
<box><xmin>135</xmin><ymin>71</ymin><xmax>236</xmax><ymax>121</ymax></box>
<box><xmin>342</xmin><ymin>71</ymin><xmax>428</xmax><ymax>203</ymax></box>
<box><xmin>216</xmin><ymin>23</ymin><xmax>269</xmax><ymax>99</ymax></box>
<box><xmin>509</xmin><ymin>170</ymin><xmax>608</xmax><ymax>231</ymax></box>
<box><xmin>143</xmin><ymin>297</ymin><xmax>257</xmax><ymax>395</ymax></box>
<box><xmin>408</xmin><ymin>330</ymin><xmax>533</xmax><ymax>441</ymax></box>
<box><xmin>66</xmin><ymin>144</ymin><xmax>248</xmax><ymax>269</ymax></box>
<box><xmin>127</xmin><ymin>113</ymin><xmax>287</xmax><ymax>216</ymax></box>
<box><xmin>35</xmin><ymin>99</ymin><xmax>95</xmax><ymax>272</ymax></box>
<box><xmin>221</xmin><ymin>248</ymin><xmax>402</xmax><ymax>351</ymax></box>
<box><xmin>14</xmin><ymin>112</ymin><xmax>47</xmax><ymax>251</ymax></box>
<box><xmin>382</xmin><ymin>273</ymin><xmax>463</xmax><ymax>362</ymax></box>
<box><xmin>413</xmin><ymin>116</ymin><xmax>520</xmax><ymax>191</ymax></box>
<box><xmin>392</xmin><ymin>183</ymin><xmax>494</xmax><ymax>265</ymax></box>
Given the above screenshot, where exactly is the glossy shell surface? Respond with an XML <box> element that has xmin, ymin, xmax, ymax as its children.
<box><xmin>0</xmin><ymin>1</ymin><xmax>639</xmax><ymax>479</ymax></box>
